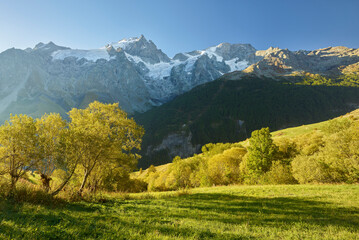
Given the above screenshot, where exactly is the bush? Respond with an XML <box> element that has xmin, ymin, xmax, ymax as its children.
<box><xmin>10</xmin><ymin>180</ymin><xmax>57</xmax><ymax>205</ymax></box>
<box><xmin>294</xmin><ymin>131</ymin><xmax>324</xmax><ymax>156</ymax></box>
<box><xmin>126</xmin><ymin>179</ymin><xmax>148</xmax><ymax>193</ymax></box>
<box><xmin>264</xmin><ymin>161</ymin><xmax>297</xmax><ymax>184</ymax></box>
<box><xmin>207</xmin><ymin>147</ymin><xmax>246</xmax><ymax>185</ymax></box>
<box><xmin>291</xmin><ymin>154</ymin><xmax>331</xmax><ymax>184</ymax></box>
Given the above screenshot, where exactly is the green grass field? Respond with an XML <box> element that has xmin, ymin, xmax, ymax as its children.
<box><xmin>1</xmin><ymin>184</ymin><xmax>359</xmax><ymax>239</ymax></box>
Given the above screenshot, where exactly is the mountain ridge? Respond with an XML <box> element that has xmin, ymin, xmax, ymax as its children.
<box><xmin>0</xmin><ymin>35</ymin><xmax>263</xmax><ymax>121</ymax></box>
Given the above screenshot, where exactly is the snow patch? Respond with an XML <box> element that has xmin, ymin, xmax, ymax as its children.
<box><xmin>51</xmin><ymin>49</ymin><xmax>111</xmax><ymax>62</ymax></box>
<box><xmin>125</xmin><ymin>46</ymin><xmax>248</xmax><ymax>79</ymax></box>
<box><xmin>183</xmin><ymin>53</ymin><xmax>199</xmax><ymax>71</ymax></box>
<box><xmin>225</xmin><ymin>58</ymin><xmax>248</xmax><ymax>72</ymax></box>
<box><xmin>125</xmin><ymin>52</ymin><xmax>181</xmax><ymax>79</ymax></box>
<box><xmin>201</xmin><ymin>46</ymin><xmax>223</xmax><ymax>62</ymax></box>
<box><xmin>109</xmin><ymin>37</ymin><xmax>140</xmax><ymax>50</ymax></box>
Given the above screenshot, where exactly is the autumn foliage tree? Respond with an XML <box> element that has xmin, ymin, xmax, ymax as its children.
<box><xmin>36</xmin><ymin>113</ymin><xmax>67</xmax><ymax>192</ymax></box>
<box><xmin>0</xmin><ymin>101</ymin><xmax>144</xmax><ymax>197</ymax></box>
<box><xmin>68</xmin><ymin>101</ymin><xmax>144</xmax><ymax>194</ymax></box>
<box><xmin>0</xmin><ymin>114</ymin><xmax>38</xmax><ymax>194</ymax></box>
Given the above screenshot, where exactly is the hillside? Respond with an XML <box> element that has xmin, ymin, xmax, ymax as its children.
<box><xmin>133</xmin><ymin>108</ymin><xmax>359</xmax><ymax>191</ymax></box>
<box><xmin>134</xmin><ymin>75</ymin><xmax>359</xmax><ymax>168</ymax></box>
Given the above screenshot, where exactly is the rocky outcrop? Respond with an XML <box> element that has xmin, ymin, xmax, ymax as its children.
<box><xmin>147</xmin><ymin>132</ymin><xmax>201</xmax><ymax>160</ymax></box>
<box><xmin>243</xmin><ymin>46</ymin><xmax>359</xmax><ymax>77</ymax></box>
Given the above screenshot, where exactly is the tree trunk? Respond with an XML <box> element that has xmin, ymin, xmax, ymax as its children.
<box><xmin>40</xmin><ymin>173</ymin><xmax>52</xmax><ymax>193</ymax></box>
<box><xmin>9</xmin><ymin>173</ymin><xmax>18</xmax><ymax>198</ymax></box>
<box><xmin>51</xmin><ymin>161</ymin><xmax>79</xmax><ymax>196</ymax></box>
<box><xmin>78</xmin><ymin>160</ymin><xmax>98</xmax><ymax>195</ymax></box>
<box><xmin>78</xmin><ymin>169</ymin><xmax>89</xmax><ymax>194</ymax></box>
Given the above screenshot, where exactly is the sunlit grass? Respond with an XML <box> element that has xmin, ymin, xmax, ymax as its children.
<box><xmin>1</xmin><ymin>184</ymin><xmax>359</xmax><ymax>239</ymax></box>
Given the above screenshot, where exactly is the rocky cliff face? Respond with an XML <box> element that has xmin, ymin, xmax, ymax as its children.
<box><xmin>243</xmin><ymin>46</ymin><xmax>359</xmax><ymax>77</ymax></box>
<box><xmin>147</xmin><ymin>132</ymin><xmax>202</xmax><ymax>160</ymax></box>
<box><xmin>0</xmin><ymin>35</ymin><xmax>258</xmax><ymax>121</ymax></box>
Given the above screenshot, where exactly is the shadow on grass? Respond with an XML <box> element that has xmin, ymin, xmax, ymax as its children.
<box><xmin>164</xmin><ymin>193</ymin><xmax>359</xmax><ymax>228</ymax></box>
<box><xmin>1</xmin><ymin>192</ymin><xmax>359</xmax><ymax>239</ymax></box>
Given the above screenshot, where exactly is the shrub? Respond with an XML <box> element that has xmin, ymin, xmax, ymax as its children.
<box><xmin>294</xmin><ymin>131</ymin><xmax>324</xmax><ymax>156</ymax></box>
<box><xmin>291</xmin><ymin>154</ymin><xmax>331</xmax><ymax>184</ymax></box>
<box><xmin>11</xmin><ymin>179</ymin><xmax>57</xmax><ymax>205</ymax></box>
<box><xmin>207</xmin><ymin>147</ymin><xmax>246</xmax><ymax>185</ymax></box>
<box><xmin>264</xmin><ymin>161</ymin><xmax>297</xmax><ymax>184</ymax></box>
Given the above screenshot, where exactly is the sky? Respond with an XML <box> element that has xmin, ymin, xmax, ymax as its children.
<box><xmin>0</xmin><ymin>0</ymin><xmax>358</xmax><ymax>57</ymax></box>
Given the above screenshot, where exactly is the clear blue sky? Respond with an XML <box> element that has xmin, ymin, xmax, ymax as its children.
<box><xmin>0</xmin><ymin>0</ymin><xmax>358</xmax><ymax>57</ymax></box>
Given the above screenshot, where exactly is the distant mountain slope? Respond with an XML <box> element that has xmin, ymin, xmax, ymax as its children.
<box><xmin>242</xmin><ymin>46</ymin><xmax>359</xmax><ymax>77</ymax></box>
<box><xmin>134</xmin><ymin>75</ymin><xmax>359</xmax><ymax>168</ymax></box>
<box><xmin>0</xmin><ymin>36</ymin><xmax>258</xmax><ymax>122</ymax></box>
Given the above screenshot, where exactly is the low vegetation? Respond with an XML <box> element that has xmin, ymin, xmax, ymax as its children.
<box><xmin>135</xmin><ymin>109</ymin><xmax>359</xmax><ymax>191</ymax></box>
<box><xmin>297</xmin><ymin>73</ymin><xmax>359</xmax><ymax>87</ymax></box>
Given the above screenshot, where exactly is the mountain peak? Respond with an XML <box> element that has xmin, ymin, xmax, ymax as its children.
<box><xmin>34</xmin><ymin>41</ymin><xmax>58</xmax><ymax>49</ymax></box>
<box><xmin>32</xmin><ymin>41</ymin><xmax>69</xmax><ymax>54</ymax></box>
<box><xmin>138</xmin><ymin>34</ymin><xmax>146</xmax><ymax>40</ymax></box>
<box><xmin>108</xmin><ymin>35</ymin><xmax>149</xmax><ymax>51</ymax></box>
<box><xmin>34</xmin><ymin>42</ymin><xmax>45</xmax><ymax>49</ymax></box>
<box><xmin>107</xmin><ymin>35</ymin><xmax>170</xmax><ymax>64</ymax></box>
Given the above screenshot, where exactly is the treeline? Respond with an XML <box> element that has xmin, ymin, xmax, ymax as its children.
<box><xmin>137</xmin><ymin>115</ymin><xmax>359</xmax><ymax>191</ymax></box>
<box><xmin>296</xmin><ymin>74</ymin><xmax>359</xmax><ymax>87</ymax></box>
<box><xmin>0</xmin><ymin>101</ymin><xmax>144</xmax><ymax>198</ymax></box>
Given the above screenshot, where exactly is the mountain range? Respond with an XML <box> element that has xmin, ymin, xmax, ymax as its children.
<box><xmin>0</xmin><ymin>35</ymin><xmax>257</xmax><ymax>121</ymax></box>
<box><xmin>1</xmin><ymin>35</ymin><xmax>358</xmax><ymax>123</ymax></box>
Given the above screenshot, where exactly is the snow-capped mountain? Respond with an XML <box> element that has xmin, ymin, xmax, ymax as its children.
<box><xmin>49</xmin><ymin>35</ymin><xmax>256</xmax><ymax>103</ymax></box>
<box><xmin>0</xmin><ymin>35</ymin><xmax>258</xmax><ymax>120</ymax></box>
<box><xmin>2</xmin><ymin>35</ymin><xmax>356</xmax><ymax>122</ymax></box>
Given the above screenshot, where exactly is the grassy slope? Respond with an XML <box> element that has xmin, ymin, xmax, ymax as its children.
<box><xmin>135</xmin><ymin>76</ymin><xmax>359</xmax><ymax>168</ymax></box>
<box><xmin>134</xmin><ymin>108</ymin><xmax>359</xmax><ymax>178</ymax></box>
<box><xmin>271</xmin><ymin>107</ymin><xmax>359</xmax><ymax>138</ymax></box>
<box><xmin>1</xmin><ymin>185</ymin><xmax>359</xmax><ymax>239</ymax></box>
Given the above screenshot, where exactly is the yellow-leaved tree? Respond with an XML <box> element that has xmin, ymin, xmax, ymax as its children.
<box><xmin>0</xmin><ymin>114</ymin><xmax>38</xmax><ymax>194</ymax></box>
<box><xmin>68</xmin><ymin>101</ymin><xmax>144</xmax><ymax>194</ymax></box>
<box><xmin>35</xmin><ymin>113</ymin><xmax>67</xmax><ymax>192</ymax></box>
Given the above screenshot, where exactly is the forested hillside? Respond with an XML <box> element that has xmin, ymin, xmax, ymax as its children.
<box><xmin>135</xmin><ymin>75</ymin><xmax>359</xmax><ymax>168</ymax></box>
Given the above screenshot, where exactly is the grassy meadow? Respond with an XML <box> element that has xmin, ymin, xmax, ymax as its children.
<box><xmin>1</xmin><ymin>184</ymin><xmax>359</xmax><ymax>239</ymax></box>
